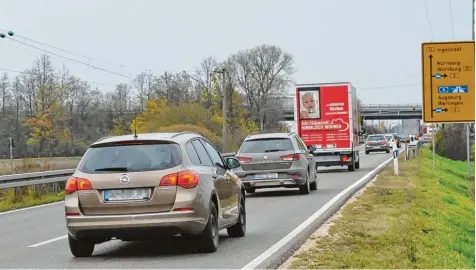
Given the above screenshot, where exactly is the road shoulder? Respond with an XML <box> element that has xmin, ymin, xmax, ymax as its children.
<box><xmin>281</xmin><ymin>149</ymin><xmax>475</xmax><ymax>269</ymax></box>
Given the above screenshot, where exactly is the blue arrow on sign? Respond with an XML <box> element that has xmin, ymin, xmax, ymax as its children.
<box><xmin>435</xmin><ymin>73</ymin><xmax>441</xmax><ymax>79</ymax></box>
<box><xmin>435</xmin><ymin>107</ymin><xmax>442</xmax><ymax>113</ymax></box>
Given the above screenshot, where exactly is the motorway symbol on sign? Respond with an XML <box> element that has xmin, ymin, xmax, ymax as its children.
<box><xmin>422</xmin><ymin>41</ymin><xmax>475</xmax><ymax>123</ymax></box>
<box><xmin>451</xmin><ymin>85</ymin><xmax>468</xmax><ymax>93</ymax></box>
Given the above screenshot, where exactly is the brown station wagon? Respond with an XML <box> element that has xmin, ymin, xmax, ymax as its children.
<box><xmin>64</xmin><ymin>132</ymin><xmax>246</xmax><ymax>257</ymax></box>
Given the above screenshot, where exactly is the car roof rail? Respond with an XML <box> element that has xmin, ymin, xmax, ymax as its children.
<box><xmin>96</xmin><ymin>136</ymin><xmax>112</xmax><ymax>142</ymax></box>
<box><xmin>171</xmin><ymin>131</ymin><xmax>200</xmax><ymax>138</ymax></box>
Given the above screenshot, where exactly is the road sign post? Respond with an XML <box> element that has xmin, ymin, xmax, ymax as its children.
<box><xmin>422</xmin><ymin>41</ymin><xmax>475</xmax><ymax>167</ymax></box>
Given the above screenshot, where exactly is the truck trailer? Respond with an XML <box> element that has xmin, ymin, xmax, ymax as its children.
<box><xmin>295</xmin><ymin>82</ymin><xmax>361</xmax><ymax>171</ymax></box>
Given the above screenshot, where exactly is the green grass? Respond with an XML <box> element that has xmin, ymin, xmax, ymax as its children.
<box><xmin>288</xmin><ymin>148</ymin><xmax>475</xmax><ymax>269</ymax></box>
<box><xmin>0</xmin><ymin>156</ymin><xmax>81</xmax><ymax>175</ymax></box>
<box><xmin>0</xmin><ymin>187</ymin><xmax>64</xmax><ymax>212</ymax></box>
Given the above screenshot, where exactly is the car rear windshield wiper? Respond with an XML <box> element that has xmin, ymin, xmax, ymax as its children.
<box><xmin>265</xmin><ymin>149</ymin><xmax>286</xmax><ymax>152</ymax></box>
<box><xmin>94</xmin><ymin>167</ymin><xmax>129</xmax><ymax>172</ymax></box>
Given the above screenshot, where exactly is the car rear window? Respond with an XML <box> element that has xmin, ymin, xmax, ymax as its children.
<box><xmin>77</xmin><ymin>141</ymin><xmax>183</xmax><ymax>173</ymax></box>
<box><xmin>367</xmin><ymin>135</ymin><xmax>385</xmax><ymax>141</ymax></box>
<box><xmin>239</xmin><ymin>138</ymin><xmax>294</xmax><ymax>153</ymax></box>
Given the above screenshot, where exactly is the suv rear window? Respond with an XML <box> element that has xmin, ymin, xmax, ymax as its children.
<box><xmin>367</xmin><ymin>135</ymin><xmax>385</xmax><ymax>141</ymax></box>
<box><xmin>239</xmin><ymin>138</ymin><xmax>294</xmax><ymax>153</ymax></box>
<box><xmin>77</xmin><ymin>141</ymin><xmax>182</xmax><ymax>173</ymax></box>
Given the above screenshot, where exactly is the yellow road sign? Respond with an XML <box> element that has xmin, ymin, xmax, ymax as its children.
<box><xmin>422</xmin><ymin>41</ymin><xmax>475</xmax><ymax>123</ymax></box>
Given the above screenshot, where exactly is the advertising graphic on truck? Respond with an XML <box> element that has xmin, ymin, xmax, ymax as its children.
<box><xmin>295</xmin><ymin>82</ymin><xmax>360</xmax><ymax>171</ymax></box>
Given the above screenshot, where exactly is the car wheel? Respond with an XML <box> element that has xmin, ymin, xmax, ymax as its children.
<box><xmin>386</xmin><ymin>149</ymin><xmax>390</xmax><ymax>153</ymax></box>
<box><xmin>197</xmin><ymin>200</ymin><xmax>219</xmax><ymax>253</ymax></box>
<box><xmin>299</xmin><ymin>172</ymin><xmax>310</xmax><ymax>195</ymax></box>
<box><xmin>310</xmin><ymin>179</ymin><xmax>317</xmax><ymax>190</ymax></box>
<box><xmin>355</xmin><ymin>159</ymin><xmax>360</xmax><ymax>169</ymax></box>
<box><xmin>245</xmin><ymin>187</ymin><xmax>255</xmax><ymax>194</ymax></box>
<box><xmin>227</xmin><ymin>196</ymin><xmax>246</xmax><ymax>238</ymax></box>
<box><xmin>68</xmin><ymin>234</ymin><xmax>95</xmax><ymax>257</ymax></box>
<box><xmin>365</xmin><ymin>151</ymin><xmax>369</xmax><ymax>155</ymax></box>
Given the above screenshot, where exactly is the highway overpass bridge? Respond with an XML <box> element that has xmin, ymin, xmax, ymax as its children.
<box><xmin>280</xmin><ymin>97</ymin><xmax>422</xmax><ymax>121</ymax></box>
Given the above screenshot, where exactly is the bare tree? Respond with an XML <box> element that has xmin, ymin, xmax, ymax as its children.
<box><xmin>229</xmin><ymin>45</ymin><xmax>295</xmax><ymax>122</ymax></box>
<box><xmin>0</xmin><ymin>73</ymin><xmax>10</xmax><ymax>116</ymax></box>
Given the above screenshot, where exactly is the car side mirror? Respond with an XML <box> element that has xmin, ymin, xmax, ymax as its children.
<box><xmin>225</xmin><ymin>157</ymin><xmax>241</xmax><ymax>169</ymax></box>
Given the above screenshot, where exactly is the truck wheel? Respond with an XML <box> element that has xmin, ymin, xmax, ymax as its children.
<box><xmin>355</xmin><ymin>160</ymin><xmax>360</xmax><ymax>169</ymax></box>
<box><xmin>348</xmin><ymin>156</ymin><xmax>356</xmax><ymax>171</ymax></box>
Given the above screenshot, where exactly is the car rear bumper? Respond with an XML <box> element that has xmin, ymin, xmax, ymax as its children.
<box><xmin>242</xmin><ymin>177</ymin><xmax>306</xmax><ymax>189</ymax></box>
<box><xmin>66</xmin><ymin>210</ymin><xmax>207</xmax><ymax>239</ymax></box>
<box><xmin>365</xmin><ymin>145</ymin><xmax>389</xmax><ymax>152</ymax></box>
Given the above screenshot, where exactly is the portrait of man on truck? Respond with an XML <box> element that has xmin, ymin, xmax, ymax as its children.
<box><xmin>300</xmin><ymin>91</ymin><xmax>320</xmax><ymax>119</ymax></box>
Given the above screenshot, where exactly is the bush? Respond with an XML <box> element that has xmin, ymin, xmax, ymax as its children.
<box><xmin>432</xmin><ymin>124</ymin><xmax>470</xmax><ymax>161</ymax></box>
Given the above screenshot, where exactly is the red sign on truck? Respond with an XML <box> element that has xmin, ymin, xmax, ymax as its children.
<box><xmin>296</xmin><ymin>83</ymin><xmax>358</xmax><ymax>150</ymax></box>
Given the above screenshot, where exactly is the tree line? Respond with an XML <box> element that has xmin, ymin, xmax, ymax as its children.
<box><xmin>0</xmin><ymin>44</ymin><xmax>295</xmax><ymax>158</ymax></box>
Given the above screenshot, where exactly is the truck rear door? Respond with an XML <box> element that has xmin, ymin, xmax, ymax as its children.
<box><xmin>296</xmin><ymin>84</ymin><xmax>352</xmax><ymax>151</ymax></box>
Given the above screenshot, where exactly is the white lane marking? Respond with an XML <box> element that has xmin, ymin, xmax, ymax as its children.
<box><xmin>28</xmin><ymin>235</ymin><xmax>67</xmax><ymax>248</ymax></box>
<box><xmin>0</xmin><ymin>201</ymin><xmax>64</xmax><ymax>216</ymax></box>
<box><xmin>241</xmin><ymin>155</ymin><xmax>395</xmax><ymax>269</ymax></box>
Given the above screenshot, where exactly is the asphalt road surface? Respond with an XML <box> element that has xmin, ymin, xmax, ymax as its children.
<box><xmin>0</xmin><ymin>150</ymin><xmax>393</xmax><ymax>269</ymax></box>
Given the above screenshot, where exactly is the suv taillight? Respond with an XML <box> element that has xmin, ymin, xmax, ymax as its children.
<box><xmin>236</xmin><ymin>156</ymin><xmax>252</xmax><ymax>163</ymax></box>
<box><xmin>65</xmin><ymin>177</ymin><xmax>93</xmax><ymax>195</ymax></box>
<box><xmin>280</xmin><ymin>154</ymin><xmax>300</xmax><ymax>161</ymax></box>
<box><xmin>160</xmin><ymin>170</ymin><xmax>199</xmax><ymax>189</ymax></box>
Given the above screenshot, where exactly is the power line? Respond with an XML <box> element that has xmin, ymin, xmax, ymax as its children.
<box><xmin>423</xmin><ymin>0</ymin><xmax>435</xmax><ymax>41</ymax></box>
<box><xmin>359</xmin><ymin>83</ymin><xmax>421</xmax><ymax>90</ymax></box>
<box><xmin>0</xmin><ymin>67</ymin><xmax>115</xmax><ymax>87</ymax></box>
<box><xmin>0</xmin><ymin>28</ymin><xmax>129</xmax><ymax>69</ymax></box>
<box><xmin>449</xmin><ymin>0</ymin><xmax>455</xmax><ymax>40</ymax></box>
<box><xmin>3</xmin><ymin>36</ymin><xmax>133</xmax><ymax>80</ymax></box>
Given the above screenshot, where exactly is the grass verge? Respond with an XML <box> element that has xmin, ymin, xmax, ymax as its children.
<box><xmin>287</xmin><ymin>148</ymin><xmax>475</xmax><ymax>269</ymax></box>
<box><xmin>0</xmin><ymin>156</ymin><xmax>81</xmax><ymax>175</ymax></box>
<box><xmin>0</xmin><ymin>187</ymin><xmax>64</xmax><ymax>212</ymax></box>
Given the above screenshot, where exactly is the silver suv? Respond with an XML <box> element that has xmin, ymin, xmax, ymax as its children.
<box><xmin>233</xmin><ymin>133</ymin><xmax>317</xmax><ymax>195</ymax></box>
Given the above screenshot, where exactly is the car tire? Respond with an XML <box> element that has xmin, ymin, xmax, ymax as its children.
<box><xmin>68</xmin><ymin>234</ymin><xmax>95</xmax><ymax>257</ymax></box>
<box><xmin>355</xmin><ymin>159</ymin><xmax>360</xmax><ymax>169</ymax></box>
<box><xmin>310</xmin><ymin>179</ymin><xmax>317</xmax><ymax>190</ymax></box>
<box><xmin>197</xmin><ymin>201</ymin><xmax>219</xmax><ymax>253</ymax></box>
<box><xmin>386</xmin><ymin>149</ymin><xmax>390</xmax><ymax>153</ymax></box>
<box><xmin>227</xmin><ymin>196</ymin><xmax>246</xmax><ymax>238</ymax></box>
<box><xmin>365</xmin><ymin>151</ymin><xmax>369</xmax><ymax>155</ymax></box>
<box><xmin>245</xmin><ymin>187</ymin><xmax>255</xmax><ymax>194</ymax></box>
<box><xmin>299</xmin><ymin>172</ymin><xmax>310</xmax><ymax>195</ymax></box>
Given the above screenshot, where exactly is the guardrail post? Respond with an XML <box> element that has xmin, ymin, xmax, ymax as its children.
<box><xmin>393</xmin><ymin>144</ymin><xmax>399</xmax><ymax>176</ymax></box>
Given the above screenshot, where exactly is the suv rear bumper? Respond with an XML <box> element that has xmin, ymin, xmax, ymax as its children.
<box><xmin>66</xmin><ymin>210</ymin><xmax>207</xmax><ymax>239</ymax></box>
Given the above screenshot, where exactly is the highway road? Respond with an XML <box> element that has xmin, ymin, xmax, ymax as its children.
<box><xmin>0</xmin><ymin>150</ymin><xmax>393</xmax><ymax>269</ymax></box>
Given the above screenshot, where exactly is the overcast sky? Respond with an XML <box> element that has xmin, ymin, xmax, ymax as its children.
<box><xmin>0</xmin><ymin>0</ymin><xmax>473</xmax><ymax>105</ymax></box>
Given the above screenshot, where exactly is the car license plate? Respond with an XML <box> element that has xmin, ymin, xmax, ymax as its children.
<box><xmin>315</xmin><ymin>155</ymin><xmax>340</xmax><ymax>162</ymax></box>
<box><xmin>255</xmin><ymin>181</ymin><xmax>280</xmax><ymax>186</ymax></box>
<box><xmin>104</xmin><ymin>188</ymin><xmax>150</xmax><ymax>201</ymax></box>
<box><xmin>254</xmin><ymin>173</ymin><xmax>278</xmax><ymax>180</ymax></box>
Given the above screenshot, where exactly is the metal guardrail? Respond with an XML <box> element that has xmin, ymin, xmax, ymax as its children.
<box><xmin>0</xmin><ymin>152</ymin><xmax>237</xmax><ymax>190</ymax></box>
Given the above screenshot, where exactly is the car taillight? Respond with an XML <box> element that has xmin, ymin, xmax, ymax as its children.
<box><xmin>64</xmin><ymin>177</ymin><xmax>93</xmax><ymax>195</ymax></box>
<box><xmin>236</xmin><ymin>157</ymin><xmax>252</xmax><ymax>163</ymax></box>
<box><xmin>160</xmin><ymin>170</ymin><xmax>199</xmax><ymax>189</ymax></box>
<box><xmin>280</xmin><ymin>154</ymin><xmax>300</xmax><ymax>161</ymax></box>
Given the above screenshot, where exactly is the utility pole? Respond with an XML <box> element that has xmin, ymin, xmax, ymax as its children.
<box><xmin>215</xmin><ymin>68</ymin><xmax>227</xmax><ymax>153</ymax></box>
<box><xmin>9</xmin><ymin>137</ymin><xmax>14</xmax><ymax>173</ymax></box>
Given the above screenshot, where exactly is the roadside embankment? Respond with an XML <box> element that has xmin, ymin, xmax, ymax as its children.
<box><xmin>283</xmin><ymin>148</ymin><xmax>475</xmax><ymax>269</ymax></box>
